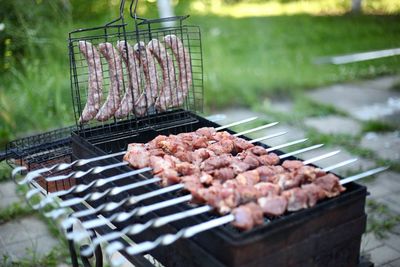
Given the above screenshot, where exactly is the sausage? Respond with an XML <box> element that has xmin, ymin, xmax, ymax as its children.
<box><xmin>96</xmin><ymin>43</ymin><xmax>123</xmax><ymax>121</ymax></box>
<box><xmin>133</xmin><ymin>41</ymin><xmax>159</xmax><ymax>115</ymax></box>
<box><xmin>78</xmin><ymin>41</ymin><xmax>103</xmax><ymax>123</ymax></box>
<box><xmin>164</xmin><ymin>35</ymin><xmax>192</xmax><ymax>106</ymax></box>
<box><xmin>115</xmin><ymin>41</ymin><xmax>142</xmax><ymax>118</ymax></box>
<box><xmin>147</xmin><ymin>39</ymin><xmax>180</xmax><ymax>111</ymax></box>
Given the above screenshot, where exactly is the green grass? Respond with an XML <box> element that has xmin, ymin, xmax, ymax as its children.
<box><xmin>366</xmin><ymin>199</ymin><xmax>400</xmax><ymax>239</ymax></box>
<box><xmin>0</xmin><ymin>202</ymin><xmax>33</xmax><ymax>224</ymax></box>
<box><xmin>362</xmin><ymin>120</ymin><xmax>397</xmax><ymax>133</ymax></box>
<box><xmin>199</xmin><ymin>14</ymin><xmax>400</xmax><ymax>110</ymax></box>
<box><xmin>1</xmin><ymin>2</ymin><xmax>400</xmax><ymax>148</ymax></box>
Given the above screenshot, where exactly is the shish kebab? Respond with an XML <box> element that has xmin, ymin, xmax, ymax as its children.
<box><xmin>59</xmin><ymin>149</ymin><xmax>341</xmax><ymax>229</ymax></box>
<box><xmin>41</xmin><ymin>140</ymin><xmax>330</xmax><ymax>220</ymax></box>
<box><xmin>18</xmin><ymin>119</ymin><xmax>350</xmax><ymax>233</ymax></box>
<box><xmin>36</xmin><ymin>123</ymin><xmax>342</xmax><ymax>221</ymax></box>
<box><xmin>14</xmin><ymin>116</ymin><xmax>264</xmax><ymax>185</ymax></box>
<box><xmin>54</xmin><ymin>137</ymin><xmax>340</xmax><ymax>228</ymax></box>
<box><xmin>69</xmin><ymin>157</ymin><xmax>356</xmax><ymax>253</ymax></box>
<box><xmin>23</xmin><ymin>117</ymin><xmax>289</xmax><ymax>205</ymax></box>
<box><xmin>95</xmin><ymin>166</ymin><xmax>389</xmax><ymax>265</ymax></box>
<box><xmin>29</xmin><ymin>136</ymin><xmax>308</xmax><ymax>211</ymax></box>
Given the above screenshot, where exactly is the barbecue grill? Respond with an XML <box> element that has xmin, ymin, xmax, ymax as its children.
<box><xmin>2</xmin><ymin>1</ymin><xmax>387</xmax><ymax>266</ymax></box>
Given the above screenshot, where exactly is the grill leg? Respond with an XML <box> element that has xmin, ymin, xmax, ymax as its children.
<box><xmin>66</xmin><ymin>226</ymin><xmax>80</xmax><ymax>267</ymax></box>
<box><xmin>80</xmin><ymin>232</ymin><xmax>103</xmax><ymax>267</ymax></box>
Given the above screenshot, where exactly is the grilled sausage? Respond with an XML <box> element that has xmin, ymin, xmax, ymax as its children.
<box><xmin>115</xmin><ymin>41</ymin><xmax>142</xmax><ymax>118</ymax></box>
<box><xmin>147</xmin><ymin>39</ymin><xmax>180</xmax><ymax>111</ymax></box>
<box><xmin>164</xmin><ymin>35</ymin><xmax>192</xmax><ymax>106</ymax></box>
<box><xmin>96</xmin><ymin>43</ymin><xmax>123</xmax><ymax>121</ymax></box>
<box><xmin>134</xmin><ymin>41</ymin><xmax>159</xmax><ymax>115</ymax></box>
<box><xmin>78</xmin><ymin>41</ymin><xmax>103</xmax><ymax>123</ymax></box>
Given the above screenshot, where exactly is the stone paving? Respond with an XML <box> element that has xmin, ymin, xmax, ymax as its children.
<box><xmin>0</xmin><ymin>181</ymin><xmax>60</xmax><ymax>264</ymax></box>
<box><xmin>304</xmin><ymin>115</ymin><xmax>362</xmax><ymax>136</ymax></box>
<box><xmin>218</xmin><ymin>75</ymin><xmax>400</xmax><ymax>266</ymax></box>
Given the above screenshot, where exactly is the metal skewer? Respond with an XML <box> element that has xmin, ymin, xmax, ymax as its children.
<box><xmin>340</xmin><ymin>166</ymin><xmax>389</xmax><ymax>184</ymax></box>
<box><xmin>215</xmin><ymin>116</ymin><xmax>258</xmax><ymax>131</ymax></box>
<box><xmin>104</xmin><ymin>166</ymin><xmax>389</xmax><ymax>264</ymax></box>
<box><xmin>14</xmin><ymin>119</ymin><xmax>276</xmax><ymax>185</ymax></box>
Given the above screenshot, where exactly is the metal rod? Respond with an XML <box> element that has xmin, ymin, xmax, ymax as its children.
<box><xmin>340</xmin><ymin>166</ymin><xmax>390</xmax><ymax>185</ymax></box>
<box><xmin>63</xmin><ymin>195</ymin><xmax>193</xmax><ymax>231</ymax></box>
<box><xmin>266</xmin><ymin>138</ymin><xmax>308</xmax><ymax>152</ymax></box>
<box><xmin>72</xmin><ymin>184</ymin><xmax>185</xmax><ymax>219</ymax></box>
<box><xmin>323</xmin><ymin>158</ymin><xmax>357</xmax><ymax>172</ymax></box>
<box><xmin>250</xmin><ymin>131</ymin><xmax>287</xmax><ymax>143</ymax></box>
<box><xmin>79</xmin><ymin>205</ymin><xmax>213</xmax><ymax>256</ymax></box>
<box><xmin>106</xmin><ymin>214</ymin><xmax>235</xmax><ymax>264</ymax></box>
<box><xmin>233</xmin><ymin>122</ymin><xmax>279</xmax><ymax>137</ymax></box>
<box><xmin>215</xmin><ymin>116</ymin><xmax>258</xmax><ymax>131</ymax></box>
<box><xmin>279</xmin><ymin>144</ymin><xmax>323</xmax><ymax>159</ymax></box>
<box><xmin>28</xmin><ymin>168</ymin><xmax>151</xmax><ymax>210</ymax></box>
<box><xmin>302</xmin><ymin>150</ymin><xmax>341</xmax><ymax>165</ymax></box>
<box><xmin>46</xmin><ymin>162</ymin><xmax>129</xmax><ymax>182</ymax></box>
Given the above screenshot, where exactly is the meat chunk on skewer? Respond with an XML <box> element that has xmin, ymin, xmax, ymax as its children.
<box><xmin>232</xmin><ymin>202</ymin><xmax>264</xmax><ymax>231</ymax></box>
<box><xmin>282</xmin><ymin>160</ymin><xmax>304</xmax><ymax>170</ymax></box>
<box><xmin>257</xmin><ymin>153</ymin><xmax>280</xmax><ymax>166</ymax></box>
<box><xmin>232</xmin><ymin>137</ymin><xmax>254</xmax><ymax>152</ymax></box>
<box><xmin>257</xmin><ymin>165</ymin><xmax>286</xmax><ymax>182</ymax></box>
<box><xmin>208</xmin><ymin>139</ymin><xmax>235</xmax><ymax>155</ymax></box>
<box><xmin>149</xmin><ymin>155</ymin><xmax>180</xmax><ymax>186</ymax></box>
<box><xmin>123</xmin><ymin>143</ymin><xmax>150</xmax><ymax>169</ymax></box>
<box><xmin>236</xmin><ymin>170</ymin><xmax>260</xmax><ymax>186</ymax></box>
<box><xmin>201</xmin><ymin>155</ymin><xmax>231</xmax><ymax>171</ymax></box>
<box><xmin>314</xmin><ymin>173</ymin><xmax>346</xmax><ymax>198</ymax></box>
<box><xmin>301</xmin><ymin>183</ymin><xmax>326</xmax><ymax>207</ymax></box>
<box><xmin>282</xmin><ymin>188</ymin><xmax>309</xmax><ymax>212</ymax></box>
<box><xmin>258</xmin><ymin>195</ymin><xmax>288</xmax><ymax>217</ymax></box>
<box><xmin>248</xmin><ymin>146</ymin><xmax>268</xmax><ymax>156</ymax></box>
<box><xmin>195</xmin><ymin>127</ymin><xmax>216</xmax><ymax>139</ymax></box>
<box><xmin>254</xmin><ymin>182</ymin><xmax>281</xmax><ymax>197</ymax></box>
<box><xmin>210</xmin><ymin>167</ymin><xmax>236</xmax><ymax>181</ymax></box>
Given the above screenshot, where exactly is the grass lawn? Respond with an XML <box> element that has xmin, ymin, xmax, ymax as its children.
<box><xmin>197</xmin><ymin>14</ymin><xmax>400</xmax><ymax>110</ymax></box>
<box><xmin>1</xmin><ymin>2</ymin><xmax>399</xmax><ymax>148</ymax></box>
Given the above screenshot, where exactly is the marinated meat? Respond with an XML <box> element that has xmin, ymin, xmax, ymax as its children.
<box><xmin>123</xmin><ymin>143</ymin><xmax>150</xmax><ymax>169</ymax></box>
<box><xmin>282</xmin><ymin>188</ymin><xmax>309</xmax><ymax>212</ymax></box>
<box><xmin>258</xmin><ymin>195</ymin><xmax>288</xmax><ymax>217</ymax></box>
<box><xmin>314</xmin><ymin>173</ymin><xmax>346</xmax><ymax>198</ymax></box>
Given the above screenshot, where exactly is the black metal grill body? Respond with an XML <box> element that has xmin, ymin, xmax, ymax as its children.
<box><xmin>71</xmin><ymin>110</ymin><xmax>368</xmax><ymax>267</ymax></box>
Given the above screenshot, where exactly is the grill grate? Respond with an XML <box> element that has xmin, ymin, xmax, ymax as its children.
<box><xmin>5</xmin><ymin>126</ymin><xmax>76</xmax><ymax>193</ymax></box>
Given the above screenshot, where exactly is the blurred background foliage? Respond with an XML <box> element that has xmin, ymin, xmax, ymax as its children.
<box><xmin>0</xmin><ymin>0</ymin><xmax>399</xmax><ymax>149</ymax></box>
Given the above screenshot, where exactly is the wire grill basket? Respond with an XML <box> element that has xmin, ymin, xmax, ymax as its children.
<box><xmin>69</xmin><ymin>0</ymin><xmax>204</xmax><ymax>136</ymax></box>
<box><xmin>5</xmin><ymin>126</ymin><xmax>76</xmax><ymax>193</ymax></box>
